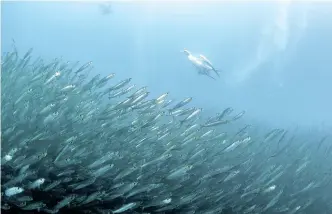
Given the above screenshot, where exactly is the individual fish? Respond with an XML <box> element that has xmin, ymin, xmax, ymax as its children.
<box><xmin>44</xmin><ymin>71</ymin><xmax>61</xmax><ymax>85</ymax></box>
<box><xmin>109</xmin><ymin>84</ymin><xmax>136</xmax><ymax>98</ymax></box>
<box><xmin>80</xmin><ymin>191</ymin><xmax>105</xmax><ymax>205</ymax></box>
<box><xmin>112</xmin><ymin>202</ymin><xmax>140</xmax><ymax>213</ymax></box>
<box><xmin>155</xmin><ymin>92</ymin><xmax>169</xmax><ymax>103</ymax></box>
<box><xmin>71</xmin><ymin>178</ymin><xmax>96</xmax><ymax>190</ymax></box>
<box><xmin>130</xmin><ymin>92</ymin><xmax>150</xmax><ymax>105</ymax></box>
<box><xmin>216</xmin><ymin>107</ymin><xmax>234</xmax><ymax>120</ymax></box>
<box><xmin>21</xmin><ymin>202</ymin><xmax>46</xmax><ymax>211</ymax></box>
<box><xmin>168</xmin><ymin>97</ymin><xmax>192</xmax><ymax>112</ymax></box>
<box><xmin>17</xmin><ymin>196</ymin><xmax>33</xmax><ymax>202</ymax></box>
<box><xmin>201</xmin><ymin>119</ymin><xmax>229</xmax><ymax>127</ymax></box>
<box><xmin>262</xmin><ymin>189</ymin><xmax>283</xmax><ymax>211</ymax></box>
<box><xmin>113</xmin><ymin>166</ymin><xmax>138</xmax><ymax>182</ymax></box>
<box><xmin>180</xmin><ymin>108</ymin><xmax>202</xmax><ymax>125</ymax></box>
<box><xmin>60</xmin><ymin>84</ymin><xmax>76</xmax><ymax>92</ymax></box>
<box><xmin>166</xmin><ymin>165</ymin><xmax>193</xmax><ymax>180</ymax></box>
<box><xmin>54</xmin><ymin>194</ymin><xmax>76</xmax><ymax>210</ymax></box>
<box><xmin>5</xmin><ymin>187</ymin><xmax>24</xmax><ymax>197</ymax></box>
<box><xmin>43</xmin><ymin>180</ymin><xmax>62</xmax><ymax>191</ymax></box>
<box><xmin>28</xmin><ymin>178</ymin><xmax>45</xmax><ymax>189</ymax></box>
<box><xmin>128</xmin><ymin>86</ymin><xmax>147</xmax><ymax>98</ymax></box>
<box><xmin>106</xmin><ymin>78</ymin><xmax>132</xmax><ymax>92</ymax></box>
<box><xmin>93</xmin><ymin>164</ymin><xmax>114</xmax><ymax>178</ymax></box>
<box><xmin>97</xmin><ymin>73</ymin><xmax>115</xmax><ymax>88</ymax></box>
<box><xmin>75</xmin><ymin>61</ymin><xmax>92</xmax><ymax>74</ymax></box>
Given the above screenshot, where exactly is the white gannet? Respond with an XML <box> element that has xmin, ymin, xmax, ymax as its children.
<box><xmin>182</xmin><ymin>49</ymin><xmax>220</xmax><ymax>80</ymax></box>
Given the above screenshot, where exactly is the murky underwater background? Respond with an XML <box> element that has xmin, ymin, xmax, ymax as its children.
<box><xmin>1</xmin><ymin>1</ymin><xmax>332</xmax><ymax>214</ymax></box>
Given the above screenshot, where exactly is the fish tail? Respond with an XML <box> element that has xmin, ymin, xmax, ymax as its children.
<box><xmin>172</xmin><ymin>116</ymin><xmax>176</xmax><ymax>123</ymax></box>
<box><xmin>168</xmin><ymin>109</ymin><xmax>175</xmax><ymax>116</ymax></box>
<box><xmin>179</xmin><ymin>119</ymin><xmax>187</xmax><ymax>126</ymax></box>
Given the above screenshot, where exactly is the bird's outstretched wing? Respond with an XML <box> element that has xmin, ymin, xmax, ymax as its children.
<box><xmin>199</xmin><ymin>54</ymin><xmax>220</xmax><ymax>78</ymax></box>
<box><xmin>199</xmin><ymin>54</ymin><xmax>213</xmax><ymax>67</ymax></box>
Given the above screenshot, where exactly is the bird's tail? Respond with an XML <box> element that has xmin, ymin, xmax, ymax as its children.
<box><xmin>213</xmin><ymin>68</ymin><xmax>221</xmax><ymax>78</ymax></box>
<box><xmin>206</xmin><ymin>73</ymin><xmax>216</xmax><ymax>80</ymax></box>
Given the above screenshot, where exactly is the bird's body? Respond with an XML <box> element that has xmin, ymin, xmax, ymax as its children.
<box><xmin>182</xmin><ymin>49</ymin><xmax>220</xmax><ymax>80</ymax></box>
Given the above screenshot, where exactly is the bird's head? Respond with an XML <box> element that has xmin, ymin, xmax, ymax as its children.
<box><xmin>181</xmin><ymin>49</ymin><xmax>190</xmax><ymax>56</ymax></box>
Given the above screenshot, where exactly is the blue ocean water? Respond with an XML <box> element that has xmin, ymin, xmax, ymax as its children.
<box><xmin>1</xmin><ymin>1</ymin><xmax>332</xmax><ymax>214</ymax></box>
<box><xmin>2</xmin><ymin>1</ymin><xmax>332</xmax><ymax>128</ymax></box>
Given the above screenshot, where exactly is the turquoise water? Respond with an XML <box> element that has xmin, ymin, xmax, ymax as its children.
<box><xmin>1</xmin><ymin>1</ymin><xmax>332</xmax><ymax>214</ymax></box>
<box><xmin>2</xmin><ymin>1</ymin><xmax>332</xmax><ymax>128</ymax></box>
